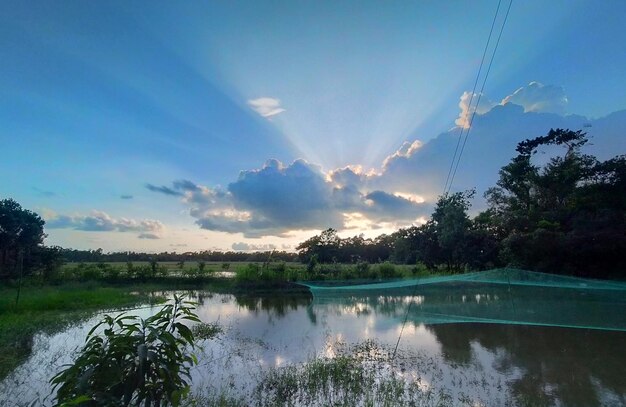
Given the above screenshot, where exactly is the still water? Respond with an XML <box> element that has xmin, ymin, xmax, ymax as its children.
<box><xmin>1</xmin><ymin>283</ymin><xmax>625</xmax><ymax>406</ymax></box>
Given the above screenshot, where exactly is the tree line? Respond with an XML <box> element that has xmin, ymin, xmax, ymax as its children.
<box><xmin>58</xmin><ymin>248</ymin><xmax>298</xmax><ymax>263</ymax></box>
<box><xmin>297</xmin><ymin>129</ymin><xmax>625</xmax><ymax>279</ymax></box>
<box><xmin>1</xmin><ymin>129</ymin><xmax>624</xmax><ymax>280</ymax></box>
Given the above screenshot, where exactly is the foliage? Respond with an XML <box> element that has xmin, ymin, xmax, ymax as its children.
<box><xmin>0</xmin><ymin>283</ymin><xmax>163</xmax><ymax>381</ymax></box>
<box><xmin>0</xmin><ymin>199</ymin><xmax>46</xmax><ymax>279</ymax></box>
<box><xmin>51</xmin><ymin>295</ymin><xmax>200</xmax><ymax>406</ymax></box>
<box><xmin>59</xmin><ymin>249</ymin><xmax>298</xmax><ymax>264</ymax></box>
<box><xmin>484</xmin><ymin>128</ymin><xmax>626</xmax><ymax>277</ymax></box>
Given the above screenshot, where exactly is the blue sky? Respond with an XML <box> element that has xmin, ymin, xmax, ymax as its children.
<box><xmin>1</xmin><ymin>1</ymin><xmax>625</xmax><ymax>251</ymax></box>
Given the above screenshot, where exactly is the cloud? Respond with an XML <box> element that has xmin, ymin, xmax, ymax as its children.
<box><xmin>138</xmin><ymin>233</ymin><xmax>160</xmax><ymax>239</ymax></box>
<box><xmin>501</xmin><ymin>82</ymin><xmax>568</xmax><ymax>114</ymax></box>
<box><xmin>166</xmin><ymin>159</ymin><xmax>428</xmax><ymax>237</ymax></box>
<box><xmin>231</xmin><ymin>242</ymin><xmax>277</xmax><ymax>251</ymax></box>
<box><xmin>172</xmin><ymin>179</ymin><xmax>200</xmax><ymax>192</ymax></box>
<box><xmin>381</xmin><ymin>140</ymin><xmax>424</xmax><ymax>167</ymax></box>
<box><xmin>146</xmin><ymin>183</ymin><xmax>183</xmax><ymax>196</ymax></box>
<box><xmin>454</xmin><ymin>82</ymin><xmax>568</xmax><ymax>129</ymax></box>
<box><xmin>152</xmin><ymin>83</ymin><xmax>625</xmax><ymax>236</ymax></box>
<box><xmin>46</xmin><ymin>210</ymin><xmax>165</xmax><ymax>239</ymax></box>
<box><xmin>146</xmin><ymin>179</ymin><xmax>202</xmax><ymax>197</ymax></box>
<box><xmin>247</xmin><ymin>97</ymin><xmax>286</xmax><ymax>118</ymax></box>
<box><xmin>33</xmin><ymin>187</ymin><xmax>56</xmax><ymax>197</ymax></box>
<box><xmin>376</xmin><ymin>88</ymin><xmax>624</xmax><ymax>207</ymax></box>
<box><xmin>120</xmin><ymin>194</ymin><xmax>133</xmax><ymax>199</ymax></box>
<box><xmin>455</xmin><ymin>92</ymin><xmax>496</xmax><ymax>128</ymax></box>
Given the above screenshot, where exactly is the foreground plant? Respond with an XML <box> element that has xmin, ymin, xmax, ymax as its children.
<box><xmin>51</xmin><ymin>295</ymin><xmax>200</xmax><ymax>406</ymax></box>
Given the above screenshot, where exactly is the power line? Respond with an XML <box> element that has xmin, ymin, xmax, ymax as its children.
<box><xmin>446</xmin><ymin>0</ymin><xmax>514</xmax><ymax>196</ymax></box>
<box><xmin>393</xmin><ymin>0</ymin><xmax>513</xmax><ymax>362</ymax></box>
<box><xmin>442</xmin><ymin>0</ymin><xmax>503</xmax><ymax>196</ymax></box>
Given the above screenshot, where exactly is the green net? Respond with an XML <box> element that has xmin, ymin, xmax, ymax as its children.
<box><xmin>298</xmin><ymin>269</ymin><xmax>626</xmax><ymax>331</ymax></box>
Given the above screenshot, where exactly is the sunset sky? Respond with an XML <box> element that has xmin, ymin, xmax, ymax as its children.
<box><xmin>1</xmin><ymin>0</ymin><xmax>625</xmax><ymax>252</ymax></box>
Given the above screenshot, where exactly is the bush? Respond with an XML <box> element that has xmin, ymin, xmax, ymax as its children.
<box><xmin>235</xmin><ymin>263</ymin><xmax>260</xmax><ymax>282</ymax></box>
<box><xmin>51</xmin><ymin>295</ymin><xmax>200</xmax><ymax>406</ymax></box>
<box><xmin>272</xmin><ymin>261</ymin><xmax>286</xmax><ymax>273</ymax></box>
<box><xmin>377</xmin><ymin>262</ymin><xmax>397</xmax><ymax>279</ymax></box>
<box><xmin>354</xmin><ymin>261</ymin><xmax>370</xmax><ymax>278</ymax></box>
<box><xmin>77</xmin><ymin>263</ymin><xmax>102</xmax><ymax>281</ymax></box>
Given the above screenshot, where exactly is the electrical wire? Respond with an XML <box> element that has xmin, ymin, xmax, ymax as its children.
<box><xmin>393</xmin><ymin>0</ymin><xmax>514</xmax><ymax>361</ymax></box>
<box><xmin>446</xmin><ymin>0</ymin><xmax>514</xmax><ymax>196</ymax></box>
<box><xmin>443</xmin><ymin>0</ymin><xmax>504</xmax><ymax>196</ymax></box>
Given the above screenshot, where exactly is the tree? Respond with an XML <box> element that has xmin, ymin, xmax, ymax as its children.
<box><xmin>0</xmin><ymin>199</ymin><xmax>46</xmax><ymax>279</ymax></box>
<box><xmin>296</xmin><ymin>228</ymin><xmax>341</xmax><ymax>263</ymax></box>
<box><xmin>432</xmin><ymin>190</ymin><xmax>475</xmax><ymax>271</ymax></box>
<box><xmin>485</xmin><ymin>129</ymin><xmax>626</xmax><ymax>277</ymax></box>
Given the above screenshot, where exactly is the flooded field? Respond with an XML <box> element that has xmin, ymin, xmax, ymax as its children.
<box><xmin>2</xmin><ymin>282</ymin><xmax>625</xmax><ymax>406</ymax></box>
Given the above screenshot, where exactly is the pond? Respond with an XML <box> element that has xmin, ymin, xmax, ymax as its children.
<box><xmin>1</xmin><ymin>281</ymin><xmax>625</xmax><ymax>406</ymax></box>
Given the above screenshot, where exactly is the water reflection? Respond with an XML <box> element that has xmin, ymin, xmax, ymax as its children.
<box><xmin>308</xmin><ymin>283</ymin><xmax>626</xmax><ymax>406</ymax></box>
<box><xmin>1</xmin><ymin>284</ymin><xmax>625</xmax><ymax>406</ymax></box>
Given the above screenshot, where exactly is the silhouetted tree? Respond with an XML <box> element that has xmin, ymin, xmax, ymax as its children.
<box><xmin>485</xmin><ymin>129</ymin><xmax>626</xmax><ymax>277</ymax></box>
<box><xmin>0</xmin><ymin>199</ymin><xmax>46</xmax><ymax>279</ymax></box>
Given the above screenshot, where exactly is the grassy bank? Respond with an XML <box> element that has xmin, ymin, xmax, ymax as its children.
<box><xmin>0</xmin><ymin>282</ymin><xmax>167</xmax><ymax>380</ymax></box>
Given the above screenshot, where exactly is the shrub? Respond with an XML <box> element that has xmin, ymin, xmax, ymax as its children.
<box><xmin>272</xmin><ymin>261</ymin><xmax>286</xmax><ymax>273</ymax></box>
<box><xmin>235</xmin><ymin>263</ymin><xmax>260</xmax><ymax>282</ymax></box>
<box><xmin>78</xmin><ymin>264</ymin><xmax>102</xmax><ymax>281</ymax></box>
<box><xmin>354</xmin><ymin>261</ymin><xmax>370</xmax><ymax>278</ymax></box>
<box><xmin>105</xmin><ymin>266</ymin><xmax>121</xmax><ymax>280</ymax></box>
<box><xmin>378</xmin><ymin>262</ymin><xmax>397</xmax><ymax>279</ymax></box>
<box><xmin>51</xmin><ymin>295</ymin><xmax>200</xmax><ymax>406</ymax></box>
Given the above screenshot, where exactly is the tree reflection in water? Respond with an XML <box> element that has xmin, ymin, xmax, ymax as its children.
<box><xmin>309</xmin><ymin>282</ymin><xmax>626</xmax><ymax>406</ymax></box>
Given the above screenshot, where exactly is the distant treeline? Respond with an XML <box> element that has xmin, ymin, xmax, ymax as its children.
<box><xmin>59</xmin><ymin>248</ymin><xmax>298</xmax><ymax>263</ymax></box>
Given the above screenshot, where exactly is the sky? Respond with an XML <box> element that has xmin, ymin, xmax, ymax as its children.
<box><xmin>1</xmin><ymin>0</ymin><xmax>625</xmax><ymax>252</ymax></box>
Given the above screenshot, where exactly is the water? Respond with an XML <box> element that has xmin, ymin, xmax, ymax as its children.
<box><xmin>1</xmin><ymin>283</ymin><xmax>625</xmax><ymax>406</ymax></box>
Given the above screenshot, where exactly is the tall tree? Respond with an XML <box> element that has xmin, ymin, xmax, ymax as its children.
<box><xmin>432</xmin><ymin>190</ymin><xmax>475</xmax><ymax>271</ymax></box>
<box><xmin>485</xmin><ymin>129</ymin><xmax>626</xmax><ymax>277</ymax></box>
<box><xmin>0</xmin><ymin>199</ymin><xmax>46</xmax><ymax>278</ymax></box>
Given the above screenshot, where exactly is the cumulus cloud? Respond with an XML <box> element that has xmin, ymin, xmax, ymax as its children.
<box><xmin>454</xmin><ymin>82</ymin><xmax>568</xmax><ymax>129</ymax></box>
<box><xmin>156</xmin><ymin>159</ymin><xmax>428</xmax><ymax>237</ymax></box>
<box><xmin>376</xmin><ymin>84</ymin><xmax>624</xmax><ymax>206</ymax></box>
<box><xmin>151</xmin><ymin>82</ymin><xmax>625</xmax><ymax>236</ymax></box>
<box><xmin>46</xmin><ymin>210</ymin><xmax>165</xmax><ymax>239</ymax></box>
<box><xmin>455</xmin><ymin>92</ymin><xmax>496</xmax><ymax>128</ymax></box>
<box><xmin>501</xmin><ymin>82</ymin><xmax>568</xmax><ymax>114</ymax></box>
<box><xmin>231</xmin><ymin>242</ymin><xmax>277</xmax><ymax>251</ymax></box>
<box><xmin>247</xmin><ymin>97</ymin><xmax>286</xmax><ymax>118</ymax></box>
<box><xmin>382</xmin><ymin>140</ymin><xmax>424</xmax><ymax>167</ymax></box>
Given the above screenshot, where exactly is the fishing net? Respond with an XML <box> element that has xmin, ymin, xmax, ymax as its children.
<box><xmin>299</xmin><ymin>269</ymin><xmax>626</xmax><ymax>331</ymax></box>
